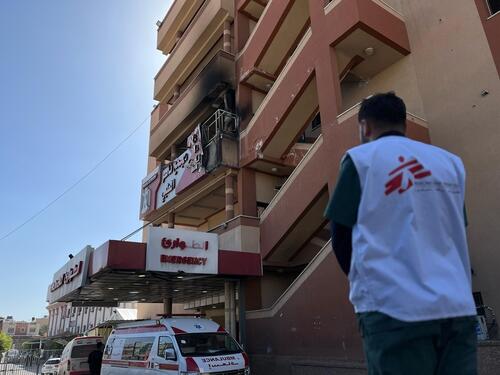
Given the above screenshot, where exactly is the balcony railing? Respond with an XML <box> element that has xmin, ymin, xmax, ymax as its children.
<box><xmin>202</xmin><ymin>109</ymin><xmax>239</xmax><ymax>172</ymax></box>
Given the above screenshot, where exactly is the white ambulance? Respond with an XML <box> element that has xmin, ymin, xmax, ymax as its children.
<box><xmin>101</xmin><ymin>317</ymin><xmax>250</xmax><ymax>375</ymax></box>
<box><xmin>59</xmin><ymin>336</ymin><xmax>104</xmax><ymax>375</ymax></box>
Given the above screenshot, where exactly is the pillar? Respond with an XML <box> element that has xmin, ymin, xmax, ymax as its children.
<box><xmin>224</xmin><ymin>281</ymin><xmax>237</xmax><ymax>336</ymax></box>
<box><xmin>225</xmin><ymin>172</ymin><xmax>236</xmax><ymax>221</ymax></box>
<box><xmin>238</xmin><ymin>280</ymin><xmax>247</xmax><ymax>347</ymax></box>
<box><xmin>237</xmin><ymin>168</ymin><xmax>257</xmax><ymax>217</ymax></box>
<box><xmin>223</xmin><ymin>20</ymin><xmax>232</xmax><ymax>52</ymax></box>
<box><xmin>163</xmin><ymin>297</ymin><xmax>173</xmax><ymax>316</ymax></box>
<box><xmin>167</xmin><ymin>212</ymin><xmax>175</xmax><ymax>229</ymax></box>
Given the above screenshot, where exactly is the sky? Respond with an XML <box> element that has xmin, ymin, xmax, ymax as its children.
<box><xmin>0</xmin><ymin>0</ymin><xmax>172</xmax><ymax>321</ymax></box>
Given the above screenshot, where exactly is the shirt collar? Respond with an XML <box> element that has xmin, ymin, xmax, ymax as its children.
<box><xmin>376</xmin><ymin>130</ymin><xmax>406</xmax><ymax>140</ymax></box>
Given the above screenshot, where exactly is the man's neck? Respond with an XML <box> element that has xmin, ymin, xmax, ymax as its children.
<box><xmin>374</xmin><ymin>130</ymin><xmax>406</xmax><ymax>140</ymax></box>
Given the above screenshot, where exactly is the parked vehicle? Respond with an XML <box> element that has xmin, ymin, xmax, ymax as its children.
<box><xmin>42</xmin><ymin>357</ymin><xmax>61</xmax><ymax>375</ymax></box>
<box><xmin>5</xmin><ymin>349</ymin><xmax>20</xmax><ymax>363</ymax></box>
<box><xmin>101</xmin><ymin>317</ymin><xmax>250</xmax><ymax>374</ymax></box>
<box><xmin>59</xmin><ymin>336</ymin><xmax>103</xmax><ymax>375</ymax></box>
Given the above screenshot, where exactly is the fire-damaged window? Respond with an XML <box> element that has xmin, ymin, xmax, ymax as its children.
<box><xmin>487</xmin><ymin>0</ymin><xmax>500</xmax><ymax>14</ymax></box>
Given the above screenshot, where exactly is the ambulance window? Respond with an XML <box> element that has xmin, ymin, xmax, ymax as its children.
<box><xmin>103</xmin><ymin>338</ymin><xmax>114</xmax><ymax>358</ymax></box>
<box><xmin>157</xmin><ymin>337</ymin><xmax>176</xmax><ymax>359</ymax></box>
<box><xmin>121</xmin><ymin>337</ymin><xmax>154</xmax><ymax>361</ymax></box>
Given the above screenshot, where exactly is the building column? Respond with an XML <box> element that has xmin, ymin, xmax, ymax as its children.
<box><xmin>223</xmin><ymin>20</ymin><xmax>232</xmax><ymax>52</ymax></box>
<box><xmin>225</xmin><ymin>171</ymin><xmax>236</xmax><ymax>221</ymax></box>
<box><xmin>167</xmin><ymin>213</ymin><xmax>175</xmax><ymax>229</ymax></box>
<box><xmin>238</xmin><ymin>280</ymin><xmax>247</xmax><ymax>347</ymax></box>
<box><xmin>163</xmin><ymin>297</ymin><xmax>173</xmax><ymax>316</ymax></box>
<box><xmin>224</xmin><ymin>281</ymin><xmax>237</xmax><ymax>337</ymax></box>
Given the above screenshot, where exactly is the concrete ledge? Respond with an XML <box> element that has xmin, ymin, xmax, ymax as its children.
<box><xmin>250</xmin><ymin>343</ymin><xmax>500</xmax><ymax>375</ymax></box>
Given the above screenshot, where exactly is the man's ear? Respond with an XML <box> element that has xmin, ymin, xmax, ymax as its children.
<box><xmin>360</xmin><ymin>119</ymin><xmax>371</xmax><ymax>138</ymax></box>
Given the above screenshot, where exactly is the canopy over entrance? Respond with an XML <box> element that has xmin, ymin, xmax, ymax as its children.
<box><xmin>47</xmin><ymin>231</ymin><xmax>261</xmax><ymax>306</ymax></box>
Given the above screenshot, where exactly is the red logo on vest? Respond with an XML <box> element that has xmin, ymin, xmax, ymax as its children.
<box><xmin>385</xmin><ymin>156</ymin><xmax>432</xmax><ymax>195</ymax></box>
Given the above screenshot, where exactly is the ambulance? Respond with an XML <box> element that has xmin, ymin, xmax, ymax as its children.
<box><xmin>101</xmin><ymin>317</ymin><xmax>250</xmax><ymax>375</ymax></box>
<box><xmin>59</xmin><ymin>336</ymin><xmax>104</xmax><ymax>375</ymax></box>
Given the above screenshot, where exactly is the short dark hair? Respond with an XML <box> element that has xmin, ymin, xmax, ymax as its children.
<box><xmin>358</xmin><ymin>92</ymin><xmax>407</xmax><ymax>128</ymax></box>
<box><xmin>97</xmin><ymin>342</ymin><xmax>103</xmax><ymax>349</ymax></box>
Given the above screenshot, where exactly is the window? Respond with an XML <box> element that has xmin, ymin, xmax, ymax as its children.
<box><xmin>157</xmin><ymin>337</ymin><xmax>176</xmax><ymax>359</ymax></box>
<box><xmin>90</xmin><ymin>307</ymin><xmax>95</xmax><ymax>312</ymax></box>
<box><xmin>71</xmin><ymin>344</ymin><xmax>99</xmax><ymax>359</ymax></box>
<box><xmin>175</xmin><ymin>333</ymin><xmax>242</xmax><ymax>357</ymax></box>
<box><xmin>311</xmin><ymin>112</ymin><xmax>321</xmax><ymax>131</ymax></box>
<box><xmin>487</xmin><ymin>0</ymin><xmax>500</xmax><ymax>15</ymax></box>
<box><xmin>84</xmin><ymin>307</ymin><xmax>88</xmax><ymax>314</ymax></box>
<box><xmin>121</xmin><ymin>337</ymin><xmax>155</xmax><ymax>361</ymax></box>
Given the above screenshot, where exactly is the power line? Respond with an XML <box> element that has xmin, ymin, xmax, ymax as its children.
<box><xmin>0</xmin><ymin>114</ymin><xmax>151</xmax><ymax>243</ymax></box>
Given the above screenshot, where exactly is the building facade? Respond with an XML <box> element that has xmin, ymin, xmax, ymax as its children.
<box><xmin>145</xmin><ymin>0</ymin><xmax>500</xmax><ymax>373</ymax></box>
<box><xmin>46</xmin><ymin>302</ymin><xmax>135</xmax><ymax>338</ymax></box>
<box><xmin>0</xmin><ymin>316</ymin><xmax>16</xmax><ymax>336</ymax></box>
<box><xmin>0</xmin><ymin>316</ymin><xmax>48</xmax><ymax>338</ymax></box>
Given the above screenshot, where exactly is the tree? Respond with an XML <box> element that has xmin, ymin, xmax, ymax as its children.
<box><xmin>39</xmin><ymin>325</ymin><xmax>48</xmax><ymax>337</ymax></box>
<box><xmin>0</xmin><ymin>332</ymin><xmax>13</xmax><ymax>353</ymax></box>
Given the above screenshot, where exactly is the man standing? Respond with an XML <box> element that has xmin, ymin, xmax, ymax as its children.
<box><xmin>87</xmin><ymin>342</ymin><xmax>103</xmax><ymax>375</ymax></box>
<box><xmin>325</xmin><ymin>92</ymin><xmax>477</xmax><ymax>374</ymax></box>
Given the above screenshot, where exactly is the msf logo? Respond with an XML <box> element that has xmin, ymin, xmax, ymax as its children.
<box><xmin>385</xmin><ymin>156</ymin><xmax>432</xmax><ymax>195</ymax></box>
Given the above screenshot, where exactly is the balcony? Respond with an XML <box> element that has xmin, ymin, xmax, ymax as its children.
<box><xmin>238</xmin><ymin>0</ymin><xmax>310</xmax><ymax>92</ymax></box>
<box><xmin>237</xmin><ymin>0</ymin><xmax>269</xmax><ymax>21</ymax></box>
<box><xmin>240</xmin><ymin>29</ymin><xmax>318</xmax><ymax>170</ymax></box>
<box><xmin>259</xmin><ymin>104</ymin><xmax>430</xmax><ymax>264</ymax></box>
<box><xmin>150</xmin><ymin>50</ymin><xmax>235</xmax><ymax>160</ymax></box>
<box><xmin>157</xmin><ymin>0</ymin><xmax>205</xmax><ymax>54</ymax></box>
<box><xmin>326</xmin><ymin>0</ymin><xmax>410</xmax><ymax>81</ymax></box>
<box><xmin>154</xmin><ymin>0</ymin><xmax>234</xmax><ymax>103</ymax></box>
<box><xmin>141</xmin><ymin>110</ymin><xmax>239</xmax><ymax>226</ymax></box>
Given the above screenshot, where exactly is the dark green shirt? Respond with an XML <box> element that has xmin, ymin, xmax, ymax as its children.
<box><xmin>324</xmin><ymin>154</ymin><xmax>360</xmax><ymax>228</ymax></box>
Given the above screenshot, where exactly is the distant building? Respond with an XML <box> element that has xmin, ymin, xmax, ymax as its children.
<box><xmin>1</xmin><ymin>316</ymin><xmax>16</xmax><ymax>336</ymax></box>
<box><xmin>27</xmin><ymin>316</ymin><xmax>49</xmax><ymax>337</ymax></box>
<box><xmin>0</xmin><ymin>315</ymin><xmax>48</xmax><ymax>337</ymax></box>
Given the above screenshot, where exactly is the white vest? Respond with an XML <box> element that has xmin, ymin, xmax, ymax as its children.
<box><xmin>347</xmin><ymin>136</ymin><xmax>476</xmax><ymax>321</ymax></box>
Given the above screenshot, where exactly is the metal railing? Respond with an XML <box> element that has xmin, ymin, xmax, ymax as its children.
<box><xmin>201</xmin><ymin>109</ymin><xmax>239</xmax><ymax>173</ymax></box>
<box><xmin>201</xmin><ymin>109</ymin><xmax>238</xmax><ymax>144</ymax></box>
<box><xmin>0</xmin><ymin>350</ymin><xmax>62</xmax><ymax>375</ymax></box>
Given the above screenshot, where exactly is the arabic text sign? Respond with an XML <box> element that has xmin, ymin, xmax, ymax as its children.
<box><xmin>146</xmin><ymin>227</ymin><xmax>219</xmax><ymax>274</ymax></box>
<box><xmin>47</xmin><ymin>246</ymin><xmax>92</xmax><ymax>303</ymax></box>
<box><xmin>156</xmin><ymin>126</ymin><xmax>205</xmax><ymax>210</ymax></box>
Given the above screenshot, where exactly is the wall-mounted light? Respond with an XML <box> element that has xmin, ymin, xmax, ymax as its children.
<box><xmin>364</xmin><ymin>47</ymin><xmax>375</xmax><ymax>56</ymax></box>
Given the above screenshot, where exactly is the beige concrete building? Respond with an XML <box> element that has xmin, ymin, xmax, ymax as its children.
<box><xmin>141</xmin><ymin>0</ymin><xmax>500</xmax><ymax>373</ymax></box>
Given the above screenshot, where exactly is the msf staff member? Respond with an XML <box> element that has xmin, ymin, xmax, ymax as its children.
<box><xmin>325</xmin><ymin>92</ymin><xmax>477</xmax><ymax>374</ymax></box>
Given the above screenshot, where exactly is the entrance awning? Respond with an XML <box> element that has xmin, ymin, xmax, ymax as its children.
<box><xmin>50</xmin><ymin>238</ymin><xmax>261</xmax><ymax>305</ymax></box>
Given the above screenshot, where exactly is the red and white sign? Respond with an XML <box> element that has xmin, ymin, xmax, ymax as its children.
<box><xmin>146</xmin><ymin>227</ymin><xmax>218</xmax><ymax>274</ymax></box>
<box><xmin>49</xmin><ymin>261</ymin><xmax>83</xmax><ymax>292</ymax></box>
<box><xmin>47</xmin><ymin>246</ymin><xmax>92</xmax><ymax>303</ymax></box>
<box><xmin>158</xmin><ymin>127</ymin><xmax>206</xmax><ymax>207</ymax></box>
